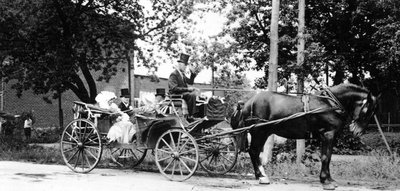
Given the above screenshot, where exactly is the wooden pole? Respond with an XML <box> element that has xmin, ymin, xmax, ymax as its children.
<box><xmin>127</xmin><ymin>50</ymin><xmax>135</xmax><ymax>107</ymax></box>
<box><xmin>58</xmin><ymin>92</ymin><xmax>63</xmax><ymax>129</ymax></box>
<box><xmin>262</xmin><ymin>0</ymin><xmax>280</xmax><ymax>165</ymax></box>
<box><xmin>296</xmin><ymin>0</ymin><xmax>306</xmax><ymax>164</ymax></box>
<box><xmin>374</xmin><ymin>115</ymin><xmax>393</xmax><ymax>156</ymax></box>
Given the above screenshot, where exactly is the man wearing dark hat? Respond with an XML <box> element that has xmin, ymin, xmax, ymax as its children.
<box><xmin>119</xmin><ymin>88</ymin><xmax>133</xmax><ymax>112</ymax></box>
<box><xmin>155</xmin><ymin>88</ymin><xmax>166</xmax><ymax>101</ymax></box>
<box><xmin>154</xmin><ymin>88</ymin><xmax>168</xmax><ymax>115</ymax></box>
<box><xmin>168</xmin><ymin>53</ymin><xmax>199</xmax><ymax>118</ymax></box>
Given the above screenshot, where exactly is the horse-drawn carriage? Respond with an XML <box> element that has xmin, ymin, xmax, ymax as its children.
<box><xmin>60</xmin><ymin>93</ymin><xmax>238</xmax><ymax>181</ymax></box>
<box><xmin>61</xmin><ymin>84</ymin><xmax>379</xmax><ymax>190</ymax></box>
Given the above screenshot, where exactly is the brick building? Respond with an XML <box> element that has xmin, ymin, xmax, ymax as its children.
<box><xmin>0</xmin><ymin>68</ymin><xmax>212</xmax><ymax>129</ymax></box>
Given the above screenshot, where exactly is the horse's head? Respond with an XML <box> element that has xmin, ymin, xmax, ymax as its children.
<box><xmin>230</xmin><ymin>101</ymin><xmax>244</xmax><ymax>130</ymax></box>
<box><xmin>349</xmin><ymin>92</ymin><xmax>378</xmax><ymax>136</ymax></box>
<box><xmin>230</xmin><ymin>101</ymin><xmax>247</xmax><ymax>152</ymax></box>
<box><xmin>329</xmin><ymin>84</ymin><xmax>379</xmax><ymax>136</ymax></box>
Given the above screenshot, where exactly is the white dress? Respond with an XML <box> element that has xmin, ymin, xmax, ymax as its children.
<box><xmin>95</xmin><ymin>91</ymin><xmax>136</xmax><ymax>143</ymax></box>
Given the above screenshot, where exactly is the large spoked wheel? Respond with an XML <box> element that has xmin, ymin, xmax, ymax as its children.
<box><xmin>108</xmin><ymin>143</ymin><xmax>147</xmax><ymax>168</ymax></box>
<box><xmin>155</xmin><ymin>129</ymin><xmax>199</xmax><ymax>181</ymax></box>
<box><xmin>60</xmin><ymin>119</ymin><xmax>102</xmax><ymax>173</ymax></box>
<box><xmin>198</xmin><ymin>135</ymin><xmax>238</xmax><ymax>175</ymax></box>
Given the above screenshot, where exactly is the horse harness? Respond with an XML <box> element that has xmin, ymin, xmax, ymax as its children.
<box><xmin>245</xmin><ymin>88</ymin><xmax>348</xmax><ymax>127</ymax></box>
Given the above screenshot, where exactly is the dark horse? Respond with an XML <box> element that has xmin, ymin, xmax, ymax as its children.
<box><xmin>230</xmin><ymin>83</ymin><xmax>378</xmax><ymax>190</ymax></box>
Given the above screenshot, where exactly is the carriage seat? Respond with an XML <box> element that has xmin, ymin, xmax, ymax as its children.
<box><xmin>165</xmin><ymin>94</ymin><xmax>206</xmax><ymax>107</ymax></box>
<box><xmin>166</xmin><ymin>94</ymin><xmax>185</xmax><ymax>107</ymax></box>
<box><xmin>163</xmin><ymin>94</ymin><xmax>188</xmax><ymax>115</ymax></box>
<box><xmin>73</xmin><ymin>101</ymin><xmax>115</xmax><ymax>120</ymax></box>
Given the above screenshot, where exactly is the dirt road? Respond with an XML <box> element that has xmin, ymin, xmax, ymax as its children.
<box><xmin>0</xmin><ymin>161</ymin><xmax>392</xmax><ymax>191</ymax></box>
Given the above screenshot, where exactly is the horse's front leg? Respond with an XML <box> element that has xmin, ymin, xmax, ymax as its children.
<box><xmin>248</xmin><ymin>134</ymin><xmax>270</xmax><ymax>184</ymax></box>
<box><xmin>320</xmin><ymin>130</ymin><xmax>338</xmax><ymax>190</ymax></box>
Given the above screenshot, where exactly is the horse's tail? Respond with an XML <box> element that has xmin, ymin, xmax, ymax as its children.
<box><xmin>230</xmin><ymin>101</ymin><xmax>248</xmax><ymax>152</ymax></box>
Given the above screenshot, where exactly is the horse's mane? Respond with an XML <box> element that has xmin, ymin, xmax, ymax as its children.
<box><xmin>329</xmin><ymin>83</ymin><xmax>370</xmax><ymax>102</ymax></box>
<box><xmin>331</xmin><ymin>83</ymin><xmax>369</xmax><ymax>94</ymax></box>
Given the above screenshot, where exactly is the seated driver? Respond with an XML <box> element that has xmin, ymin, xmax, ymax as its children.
<box><xmin>168</xmin><ymin>53</ymin><xmax>200</xmax><ymax>120</ymax></box>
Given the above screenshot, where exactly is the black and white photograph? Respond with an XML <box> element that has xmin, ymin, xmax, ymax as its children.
<box><xmin>0</xmin><ymin>0</ymin><xmax>399</xmax><ymax>190</ymax></box>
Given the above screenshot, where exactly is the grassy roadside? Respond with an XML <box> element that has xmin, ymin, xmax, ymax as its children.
<box><xmin>1</xmin><ymin>135</ymin><xmax>399</xmax><ymax>189</ymax></box>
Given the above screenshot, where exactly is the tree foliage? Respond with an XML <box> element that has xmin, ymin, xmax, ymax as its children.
<box><xmin>0</xmin><ymin>0</ymin><xmax>193</xmax><ymax>102</ymax></box>
<box><xmin>213</xmin><ymin>0</ymin><xmax>400</xmax><ymax>94</ymax></box>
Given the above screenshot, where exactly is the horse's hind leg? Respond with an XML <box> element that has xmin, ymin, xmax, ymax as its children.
<box><xmin>248</xmin><ymin>132</ymin><xmax>270</xmax><ymax>184</ymax></box>
<box><xmin>320</xmin><ymin>130</ymin><xmax>338</xmax><ymax>190</ymax></box>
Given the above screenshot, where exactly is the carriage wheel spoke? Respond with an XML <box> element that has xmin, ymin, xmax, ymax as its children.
<box><xmin>82</xmin><ymin>128</ymin><xmax>94</xmax><ymax>142</ymax></box>
<box><xmin>128</xmin><ymin>149</ymin><xmax>139</xmax><ymax>161</ymax></box>
<box><xmin>64</xmin><ymin>131</ymin><xmax>79</xmax><ymax>143</ymax></box>
<box><xmin>199</xmin><ymin>152</ymin><xmax>213</xmax><ymax>163</ymax></box>
<box><xmin>85</xmin><ymin>136</ymin><xmax>100</xmax><ymax>145</ymax></box>
<box><xmin>168</xmin><ymin>132</ymin><xmax>176</xmax><ymax>149</ymax></box>
<box><xmin>80</xmin><ymin>124</ymin><xmax>88</xmax><ymax>142</ymax></box>
<box><xmin>82</xmin><ymin>150</ymin><xmax>90</xmax><ymax>167</ymax></box>
<box><xmin>219</xmin><ymin>150</ymin><xmax>233</xmax><ymax>154</ymax></box>
<box><xmin>157</xmin><ymin>148</ymin><xmax>173</xmax><ymax>155</ymax></box>
<box><xmin>157</xmin><ymin>155</ymin><xmax>173</xmax><ymax>162</ymax></box>
<box><xmin>85</xmin><ymin>148</ymin><xmax>98</xmax><ymax>160</ymax></box>
<box><xmin>67</xmin><ymin>149</ymin><xmax>79</xmax><ymax>163</ymax></box>
<box><xmin>180</xmin><ymin>156</ymin><xmax>197</xmax><ymax>163</ymax></box>
<box><xmin>111</xmin><ymin>148</ymin><xmax>121</xmax><ymax>155</ymax></box>
<box><xmin>80</xmin><ymin>150</ymin><xmax>88</xmax><ymax>169</ymax></box>
<box><xmin>178</xmin><ymin>162</ymin><xmax>183</xmax><ymax>176</ymax></box>
<box><xmin>84</xmin><ymin>144</ymin><xmax>100</xmax><ymax>149</ymax></box>
<box><xmin>74</xmin><ymin>150</ymin><xmax>82</xmax><ymax>168</ymax></box>
<box><xmin>162</xmin><ymin>158</ymin><xmax>174</xmax><ymax>172</ymax></box>
<box><xmin>178</xmin><ymin>158</ymin><xmax>194</xmax><ymax>173</ymax></box>
<box><xmin>170</xmin><ymin>160</ymin><xmax>177</xmax><ymax>179</ymax></box>
<box><xmin>178</xmin><ymin>148</ymin><xmax>197</xmax><ymax>155</ymax></box>
<box><xmin>220</xmin><ymin>155</ymin><xmax>234</xmax><ymax>164</ymax></box>
<box><xmin>178</xmin><ymin>138</ymin><xmax>190</xmax><ymax>153</ymax></box>
<box><xmin>176</xmin><ymin>131</ymin><xmax>182</xmax><ymax>150</ymax></box>
<box><xmin>161</xmin><ymin>138</ymin><xmax>175</xmax><ymax>152</ymax></box>
<box><xmin>63</xmin><ymin>145</ymin><xmax>78</xmax><ymax>153</ymax></box>
<box><xmin>62</xmin><ymin>140</ymin><xmax>77</xmax><ymax>145</ymax></box>
<box><xmin>72</xmin><ymin>129</ymin><xmax>82</xmax><ymax>143</ymax></box>
<box><xmin>209</xmin><ymin>154</ymin><xmax>217</xmax><ymax>165</ymax></box>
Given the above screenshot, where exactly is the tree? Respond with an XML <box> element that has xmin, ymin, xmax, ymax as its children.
<box><xmin>258</xmin><ymin>0</ymin><xmax>280</xmax><ymax>165</ymax></box>
<box><xmin>0</xmin><ymin>0</ymin><xmax>193</xmax><ymax>103</ymax></box>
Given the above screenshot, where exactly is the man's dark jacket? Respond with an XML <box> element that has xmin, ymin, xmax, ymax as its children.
<box><xmin>168</xmin><ymin>70</ymin><xmax>196</xmax><ymax>94</ymax></box>
<box><xmin>168</xmin><ymin>69</ymin><xmax>197</xmax><ymax>116</ymax></box>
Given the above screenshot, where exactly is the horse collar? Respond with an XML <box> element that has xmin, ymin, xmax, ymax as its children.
<box><xmin>323</xmin><ymin>88</ymin><xmax>346</xmax><ymax>114</ymax></box>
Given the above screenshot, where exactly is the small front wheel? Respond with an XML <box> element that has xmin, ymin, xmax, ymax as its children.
<box><xmin>198</xmin><ymin>135</ymin><xmax>238</xmax><ymax>175</ymax></box>
<box><xmin>60</xmin><ymin>119</ymin><xmax>102</xmax><ymax>173</ymax></box>
<box><xmin>107</xmin><ymin>143</ymin><xmax>147</xmax><ymax>168</ymax></box>
<box><xmin>155</xmin><ymin>129</ymin><xmax>199</xmax><ymax>181</ymax></box>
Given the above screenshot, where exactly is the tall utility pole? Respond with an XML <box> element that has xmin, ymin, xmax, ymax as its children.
<box><xmin>267</xmin><ymin>0</ymin><xmax>279</xmax><ymax>91</ymax></box>
<box><xmin>296</xmin><ymin>0</ymin><xmax>306</xmax><ymax>164</ymax></box>
<box><xmin>127</xmin><ymin>50</ymin><xmax>135</xmax><ymax>107</ymax></box>
<box><xmin>262</xmin><ymin>0</ymin><xmax>280</xmax><ymax>165</ymax></box>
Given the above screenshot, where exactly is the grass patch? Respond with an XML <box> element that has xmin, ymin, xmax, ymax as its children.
<box><xmin>228</xmin><ymin>150</ymin><xmax>399</xmax><ymax>187</ymax></box>
<box><xmin>0</xmin><ymin>136</ymin><xmax>62</xmax><ymax>164</ymax></box>
<box><xmin>331</xmin><ymin>151</ymin><xmax>400</xmax><ymax>181</ymax></box>
<box><xmin>1</xmin><ymin>135</ymin><xmax>399</xmax><ymax>188</ymax></box>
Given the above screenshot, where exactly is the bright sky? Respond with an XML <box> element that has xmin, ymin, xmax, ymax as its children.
<box><xmin>135</xmin><ymin>6</ymin><xmax>264</xmax><ymax>86</ymax></box>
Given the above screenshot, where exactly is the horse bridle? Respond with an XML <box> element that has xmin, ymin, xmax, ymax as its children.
<box><xmin>322</xmin><ymin>88</ymin><xmax>375</xmax><ymax>125</ymax></box>
<box><xmin>321</xmin><ymin>88</ymin><xmax>346</xmax><ymax>114</ymax></box>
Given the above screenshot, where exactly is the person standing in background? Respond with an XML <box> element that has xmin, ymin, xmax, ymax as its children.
<box><xmin>23</xmin><ymin>110</ymin><xmax>35</xmax><ymax>142</ymax></box>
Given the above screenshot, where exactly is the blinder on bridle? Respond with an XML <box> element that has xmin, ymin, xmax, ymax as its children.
<box><xmin>324</xmin><ymin>88</ymin><xmax>378</xmax><ymax>135</ymax></box>
<box><xmin>352</xmin><ymin>93</ymin><xmax>378</xmax><ymax>124</ymax></box>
